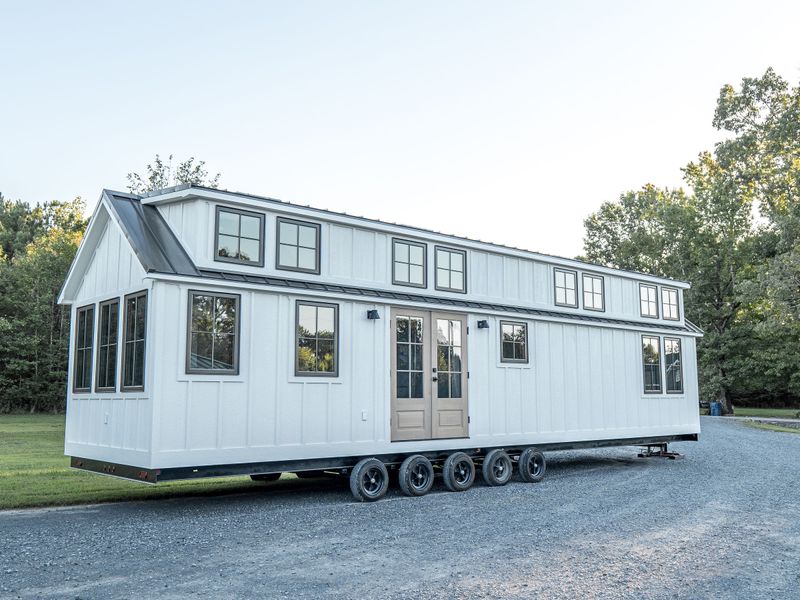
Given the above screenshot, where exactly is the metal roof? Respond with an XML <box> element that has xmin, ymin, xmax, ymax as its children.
<box><xmin>104</xmin><ymin>190</ymin><xmax>199</xmax><ymax>277</ymax></box>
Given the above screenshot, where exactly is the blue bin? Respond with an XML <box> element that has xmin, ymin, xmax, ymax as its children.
<box><xmin>710</xmin><ymin>402</ymin><xmax>722</xmax><ymax>416</ymax></box>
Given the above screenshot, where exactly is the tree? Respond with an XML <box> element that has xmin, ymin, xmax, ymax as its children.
<box><xmin>583</xmin><ymin>68</ymin><xmax>800</xmax><ymax>413</ymax></box>
<box><xmin>126</xmin><ymin>154</ymin><xmax>221</xmax><ymax>194</ymax></box>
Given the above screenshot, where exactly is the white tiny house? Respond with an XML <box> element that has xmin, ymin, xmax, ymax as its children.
<box><xmin>59</xmin><ymin>186</ymin><xmax>701</xmax><ymax>500</ymax></box>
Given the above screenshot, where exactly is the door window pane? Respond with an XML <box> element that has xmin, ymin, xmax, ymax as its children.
<box><xmin>295</xmin><ymin>302</ymin><xmax>338</xmax><ymax>375</ymax></box>
<box><xmin>278</xmin><ymin>218</ymin><xmax>320</xmax><ymax>273</ymax></box>
<box><xmin>215</xmin><ymin>207</ymin><xmax>264</xmax><ymax>265</ymax></box>
<box><xmin>395</xmin><ymin>316</ymin><xmax>424</xmax><ymax>398</ymax></box>
<box><xmin>188</xmin><ymin>292</ymin><xmax>239</xmax><ymax>373</ymax></box>
<box><xmin>435</xmin><ymin>247</ymin><xmax>467</xmax><ymax>293</ymax></box>
<box><xmin>436</xmin><ymin>319</ymin><xmax>463</xmax><ymax>398</ymax></box>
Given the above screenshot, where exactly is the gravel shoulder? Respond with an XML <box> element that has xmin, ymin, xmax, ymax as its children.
<box><xmin>1</xmin><ymin>417</ymin><xmax>799</xmax><ymax>600</ymax></box>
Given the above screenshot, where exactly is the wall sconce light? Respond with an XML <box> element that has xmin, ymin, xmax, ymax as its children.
<box><xmin>477</xmin><ymin>320</ymin><xmax>489</xmax><ymax>329</ymax></box>
<box><xmin>367</xmin><ymin>309</ymin><xmax>380</xmax><ymax>320</ymax></box>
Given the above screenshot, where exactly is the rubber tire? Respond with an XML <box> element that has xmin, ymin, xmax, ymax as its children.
<box><xmin>349</xmin><ymin>458</ymin><xmax>390</xmax><ymax>502</ymax></box>
<box><xmin>482</xmin><ymin>449</ymin><xmax>513</xmax><ymax>486</ymax></box>
<box><xmin>250</xmin><ymin>473</ymin><xmax>281</xmax><ymax>482</ymax></box>
<box><xmin>518</xmin><ymin>448</ymin><xmax>546</xmax><ymax>483</ymax></box>
<box><xmin>442</xmin><ymin>452</ymin><xmax>476</xmax><ymax>492</ymax></box>
<box><xmin>398</xmin><ymin>455</ymin><xmax>435</xmax><ymax>497</ymax></box>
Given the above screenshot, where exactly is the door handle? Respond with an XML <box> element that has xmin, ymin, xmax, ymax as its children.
<box><xmin>432</xmin><ymin>376</ymin><xmax>438</xmax><ymax>382</ymax></box>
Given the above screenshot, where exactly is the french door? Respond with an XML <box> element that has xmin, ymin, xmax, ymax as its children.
<box><xmin>390</xmin><ymin>308</ymin><xmax>468</xmax><ymax>441</ymax></box>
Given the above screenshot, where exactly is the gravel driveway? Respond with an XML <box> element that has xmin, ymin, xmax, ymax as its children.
<box><xmin>1</xmin><ymin>417</ymin><xmax>798</xmax><ymax>599</ymax></box>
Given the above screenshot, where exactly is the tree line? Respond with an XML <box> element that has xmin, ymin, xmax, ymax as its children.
<box><xmin>583</xmin><ymin>68</ymin><xmax>800</xmax><ymax>413</ymax></box>
<box><xmin>2</xmin><ymin>71</ymin><xmax>799</xmax><ymax>413</ymax></box>
<box><xmin>0</xmin><ymin>156</ymin><xmax>218</xmax><ymax>412</ymax></box>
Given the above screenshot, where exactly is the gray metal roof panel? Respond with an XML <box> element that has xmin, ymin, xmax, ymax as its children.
<box><xmin>186</xmin><ymin>267</ymin><xmax>698</xmax><ymax>334</ymax></box>
<box><xmin>103</xmin><ymin>190</ymin><xmax>199</xmax><ymax>277</ymax></box>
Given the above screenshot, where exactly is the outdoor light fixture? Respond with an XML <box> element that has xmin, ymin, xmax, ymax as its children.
<box><xmin>367</xmin><ymin>309</ymin><xmax>380</xmax><ymax>320</ymax></box>
<box><xmin>477</xmin><ymin>320</ymin><xmax>489</xmax><ymax>329</ymax></box>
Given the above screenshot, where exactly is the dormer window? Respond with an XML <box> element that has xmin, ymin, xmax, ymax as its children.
<box><xmin>215</xmin><ymin>206</ymin><xmax>265</xmax><ymax>266</ymax></box>
<box><xmin>554</xmin><ymin>268</ymin><xmax>578</xmax><ymax>308</ymax></box>
<box><xmin>277</xmin><ymin>218</ymin><xmax>321</xmax><ymax>274</ymax></box>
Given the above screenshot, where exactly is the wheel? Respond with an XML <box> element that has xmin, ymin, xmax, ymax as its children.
<box><xmin>398</xmin><ymin>455</ymin><xmax>435</xmax><ymax>497</ymax></box>
<box><xmin>349</xmin><ymin>458</ymin><xmax>390</xmax><ymax>502</ymax></box>
<box><xmin>518</xmin><ymin>448</ymin><xmax>546</xmax><ymax>483</ymax></box>
<box><xmin>482</xmin><ymin>449</ymin><xmax>513</xmax><ymax>486</ymax></box>
<box><xmin>442</xmin><ymin>452</ymin><xmax>476</xmax><ymax>492</ymax></box>
<box><xmin>250</xmin><ymin>472</ymin><xmax>281</xmax><ymax>482</ymax></box>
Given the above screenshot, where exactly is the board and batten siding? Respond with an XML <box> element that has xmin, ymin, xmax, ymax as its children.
<box><xmin>156</xmin><ymin>199</ymin><xmax>685</xmax><ymax>327</ymax></box>
<box><xmin>143</xmin><ymin>280</ymin><xmax>698</xmax><ymax>469</ymax></box>
<box><xmin>64</xmin><ymin>216</ymin><xmax>153</xmax><ymax>466</ymax></box>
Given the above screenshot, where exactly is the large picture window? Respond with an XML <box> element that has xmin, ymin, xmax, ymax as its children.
<box><xmin>215</xmin><ymin>206</ymin><xmax>265</xmax><ymax>266</ymax></box>
<box><xmin>554</xmin><ymin>268</ymin><xmax>578</xmax><ymax>307</ymax></box>
<box><xmin>664</xmin><ymin>337</ymin><xmax>683</xmax><ymax>393</ymax></box>
<box><xmin>122</xmin><ymin>291</ymin><xmax>147</xmax><ymax>391</ymax></box>
<box><xmin>435</xmin><ymin>247</ymin><xmax>466</xmax><ymax>293</ymax></box>
<box><xmin>582</xmin><ymin>274</ymin><xmax>604</xmax><ymax>311</ymax></box>
<box><xmin>296</xmin><ymin>302</ymin><xmax>338</xmax><ymax>376</ymax></box>
<box><xmin>640</xmin><ymin>284</ymin><xmax>659</xmax><ymax>318</ymax></box>
<box><xmin>73</xmin><ymin>305</ymin><xmax>95</xmax><ymax>392</ymax></box>
<box><xmin>642</xmin><ymin>335</ymin><xmax>662</xmax><ymax>394</ymax></box>
<box><xmin>95</xmin><ymin>299</ymin><xmax>119</xmax><ymax>392</ymax></box>
<box><xmin>662</xmin><ymin>287</ymin><xmax>680</xmax><ymax>320</ymax></box>
<box><xmin>500</xmin><ymin>321</ymin><xmax>528</xmax><ymax>363</ymax></box>
<box><xmin>277</xmin><ymin>217</ymin><xmax>320</xmax><ymax>274</ymax></box>
<box><xmin>393</xmin><ymin>239</ymin><xmax>426</xmax><ymax>288</ymax></box>
<box><xmin>187</xmin><ymin>291</ymin><xmax>240</xmax><ymax>374</ymax></box>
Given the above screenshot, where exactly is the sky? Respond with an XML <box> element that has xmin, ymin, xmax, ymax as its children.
<box><xmin>1</xmin><ymin>1</ymin><xmax>799</xmax><ymax>259</ymax></box>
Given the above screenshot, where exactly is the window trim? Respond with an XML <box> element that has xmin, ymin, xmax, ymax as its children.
<box><xmin>72</xmin><ymin>303</ymin><xmax>95</xmax><ymax>394</ymax></box>
<box><xmin>499</xmin><ymin>320</ymin><xmax>529</xmax><ymax>364</ymax></box>
<box><xmin>641</xmin><ymin>335</ymin><xmax>663</xmax><ymax>395</ymax></box>
<box><xmin>661</xmin><ymin>287</ymin><xmax>680</xmax><ymax>321</ymax></box>
<box><xmin>121</xmin><ymin>290</ymin><xmax>148</xmax><ymax>392</ymax></box>
<box><xmin>186</xmin><ymin>290</ymin><xmax>241</xmax><ymax>376</ymax></box>
<box><xmin>95</xmin><ymin>298</ymin><xmax>120</xmax><ymax>393</ymax></box>
<box><xmin>214</xmin><ymin>205</ymin><xmax>266</xmax><ymax>267</ymax></box>
<box><xmin>276</xmin><ymin>217</ymin><xmax>321</xmax><ymax>275</ymax></box>
<box><xmin>294</xmin><ymin>300</ymin><xmax>340</xmax><ymax>378</ymax></box>
<box><xmin>434</xmin><ymin>246</ymin><xmax>467</xmax><ymax>294</ymax></box>
<box><xmin>553</xmin><ymin>267</ymin><xmax>579</xmax><ymax>308</ymax></box>
<box><xmin>391</xmin><ymin>238</ymin><xmax>428</xmax><ymax>289</ymax></box>
<box><xmin>639</xmin><ymin>283</ymin><xmax>660</xmax><ymax>319</ymax></box>
<box><xmin>581</xmin><ymin>273</ymin><xmax>605</xmax><ymax>312</ymax></box>
<box><xmin>664</xmin><ymin>336</ymin><xmax>684</xmax><ymax>394</ymax></box>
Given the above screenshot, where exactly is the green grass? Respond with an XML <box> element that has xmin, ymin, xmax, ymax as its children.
<box><xmin>742</xmin><ymin>420</ymin><xmax>800</xmax><ymax>434</ymax></box>
<box><xmin>732</xmin><ymin>407</ymin><xmax>800</xmax><ymax>419</ymax></box>
<box><xmin>0</xmin><ymin>414</ymin><xmax>279</xmax><ymax>510</ymax></box>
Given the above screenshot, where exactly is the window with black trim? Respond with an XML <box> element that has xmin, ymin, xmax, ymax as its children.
<box><xmin>554</xmin><ymin>268</ymin><xmax>578</xmax><ymax>307</ymax></box>
<box><xmin>664</xmin><ymin>337</ymin><xmax>683</xmax><ymax>393</ymax></box>
<box><xmin>501</xmin><ymin>321</ymin><xmax>528</xmax><ymax>363</ymax></box>
<box><xmin>435</xmin><ymin>247</ymin><xmax>466</xmax><ymax>293</ymax></box>
<box><xmin>187</xmin><ymin>291</ymin><xmax>240</xmax><ymax>374</ymax></box>
<box><xmin>393</xmin><ymin>239</ymin><xmax>426</xmax><ymax>288</ymax></box>
<box><xmin>642</xmin><ymin>335</ymin><xmax>662</xmax><ymax>393</ymax></box>
<box><xmin>640</xmin><ymin>284</ymin><xmax>659</xmax><ymax>318</ymax></box>
<box><xmin>277</xmin><ymin>218</ymin><xmax>320</xmax><ymax>274</ymax></box>
<box><xmin>662</xmin><ymin>287</ymin><xmax>680</xmax><ymax>320</ymax></box>
<box><xmin>582</xmin><ymin>274</ymin><xmax>604</xmax><ymax>311</ymax></box>
<box><xmin>73</xmin><ymin>305</ymin><xmax>95</xmax><ymax>392</ymax></box>
<box><xmin>215</xmin><ymin>206</ymin><xmax>264</xmax><ymax>266</ymax></box>
<box><xmin>96</xmin><ymin>299</ymin><xmax>119</xmax><ymax>392</ymax></box>
<box><xmin>122</xmin><ymin>291</ymin><xmax>147</xmax><ymax>391</ymax></box>
<box><xmin>296</xmin><ymin>302</ymin><xmax>338</xmax><ymax>376</ymax></box>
